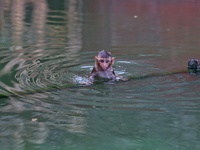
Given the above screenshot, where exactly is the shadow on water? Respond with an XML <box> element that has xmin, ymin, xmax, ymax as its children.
<box><xmin>1</xmin><ymin>0</ymin><xmax>200</xmax><ymax>150</ymax></box>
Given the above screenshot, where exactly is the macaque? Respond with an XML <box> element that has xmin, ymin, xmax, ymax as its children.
<box><xmin>89</xmin><ymin>50</ymin><xmax>117</xmax><ymax>83</ymax></box>
<box><xmin>188</xmin><ymin>59</ymin><xmax>200</xmax><ymax>70</ymax></box>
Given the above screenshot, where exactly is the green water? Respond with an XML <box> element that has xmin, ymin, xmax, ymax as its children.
<box><xmin>1</xmin><ymin>0</ymin><xmax>200</xmax><ymax>150</ymax></box>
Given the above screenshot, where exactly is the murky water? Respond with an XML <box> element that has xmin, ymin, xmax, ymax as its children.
<box><xmin>1</xmin><ymin>0</ymin><xmax>200</xmax><ymax>150</ymax></box>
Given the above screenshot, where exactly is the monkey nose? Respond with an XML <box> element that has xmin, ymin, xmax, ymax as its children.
<box><xmin>102</xmin><ymin>64</ymin><xmax>108</xmax><ymax>69</ymax></box>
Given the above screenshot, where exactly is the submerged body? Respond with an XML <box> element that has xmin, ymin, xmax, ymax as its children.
<box><xmin>89</xmin><ymin>66</ymin><xmax>116</xmax><ymax>82</ymax></box>
<box><xmin>89</xmin><ymin>50</ymin><xmax>117</xmax><ymax>83</ymax></box>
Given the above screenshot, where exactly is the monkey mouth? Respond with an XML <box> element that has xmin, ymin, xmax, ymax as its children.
<box><xmin>101</xmin><ymin>67</ymin><xmax>108</xmax><ymax>71</ymax></box>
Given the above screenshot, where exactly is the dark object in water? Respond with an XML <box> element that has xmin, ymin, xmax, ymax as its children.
<box><xmin>188</xmin><ymin>59</ymin><xmax>200</xmax><ymax>73</ymax></box>
<box><xmin>188</xmin><ymin>59</ymin><xmax>199</xmax><ymax>69</ymax></box>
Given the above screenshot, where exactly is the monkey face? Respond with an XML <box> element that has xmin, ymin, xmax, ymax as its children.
<box><xmin>95</xmin><ymin>51</ymin><xmax>115</xmax><ymax>71</ymax></box>
<box><xmin>188</xmin><ymin>59</ymin><xmax>198</xmax><ymax>69</ymax></box>
<box><xmin>98</xmin><ymin>58</ymin><xmax>112</xmax><ymax>71</ymax></box>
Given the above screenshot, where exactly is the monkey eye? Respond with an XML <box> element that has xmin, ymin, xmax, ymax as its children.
<box><xmin>99</xmin><ymin>59</ymin><xmax>110</xmax><ymax>63</ymax></box>
<box><xmin>99</xmin><ymin>60</ymin><xmax>104</xmax><ymax>63</ymax></box>
<box><xmin>105</xmin><ymin>60</ymin><xmax>110</xmax><ymax>63</ymax></box>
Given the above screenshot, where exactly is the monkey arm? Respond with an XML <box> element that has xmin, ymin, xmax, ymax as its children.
<box><xmin>88</xmin><ymin>67</ymin><xmax>97</xmax><ymax>82</ymax></box>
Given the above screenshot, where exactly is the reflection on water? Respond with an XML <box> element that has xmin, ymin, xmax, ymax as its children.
<box><xmin>1</xmin><ymin>0</ymin><xmax>200</xmax><ymax>149</ymax></box>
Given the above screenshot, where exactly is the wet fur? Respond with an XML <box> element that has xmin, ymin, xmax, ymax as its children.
<box><xmin>89</xmin><ymin>50</ymin><xmax>116</xmax><ymax>82</ymax></box>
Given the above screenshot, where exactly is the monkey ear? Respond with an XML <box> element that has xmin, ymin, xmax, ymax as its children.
<box><xmin>111</xmin><ymin>57</ymin><xmax>115</xmax><ymax>65</ymax></box>
<box><xmin>95</xmin><ymin>56</ymin><xmax>98</xmax><ymax>61</ymax></box>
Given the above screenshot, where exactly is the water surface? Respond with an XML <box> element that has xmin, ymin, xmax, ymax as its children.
<box><xmin>0</xmin><ymin>0</ymin><xmax>200</xmax><ymax>150</ymax></box>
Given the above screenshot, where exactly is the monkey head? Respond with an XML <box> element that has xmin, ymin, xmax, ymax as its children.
<box><xmin>95</xmin><ymin>50</ymin><xmax>115</xmax><ymax>71</ymax></box>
